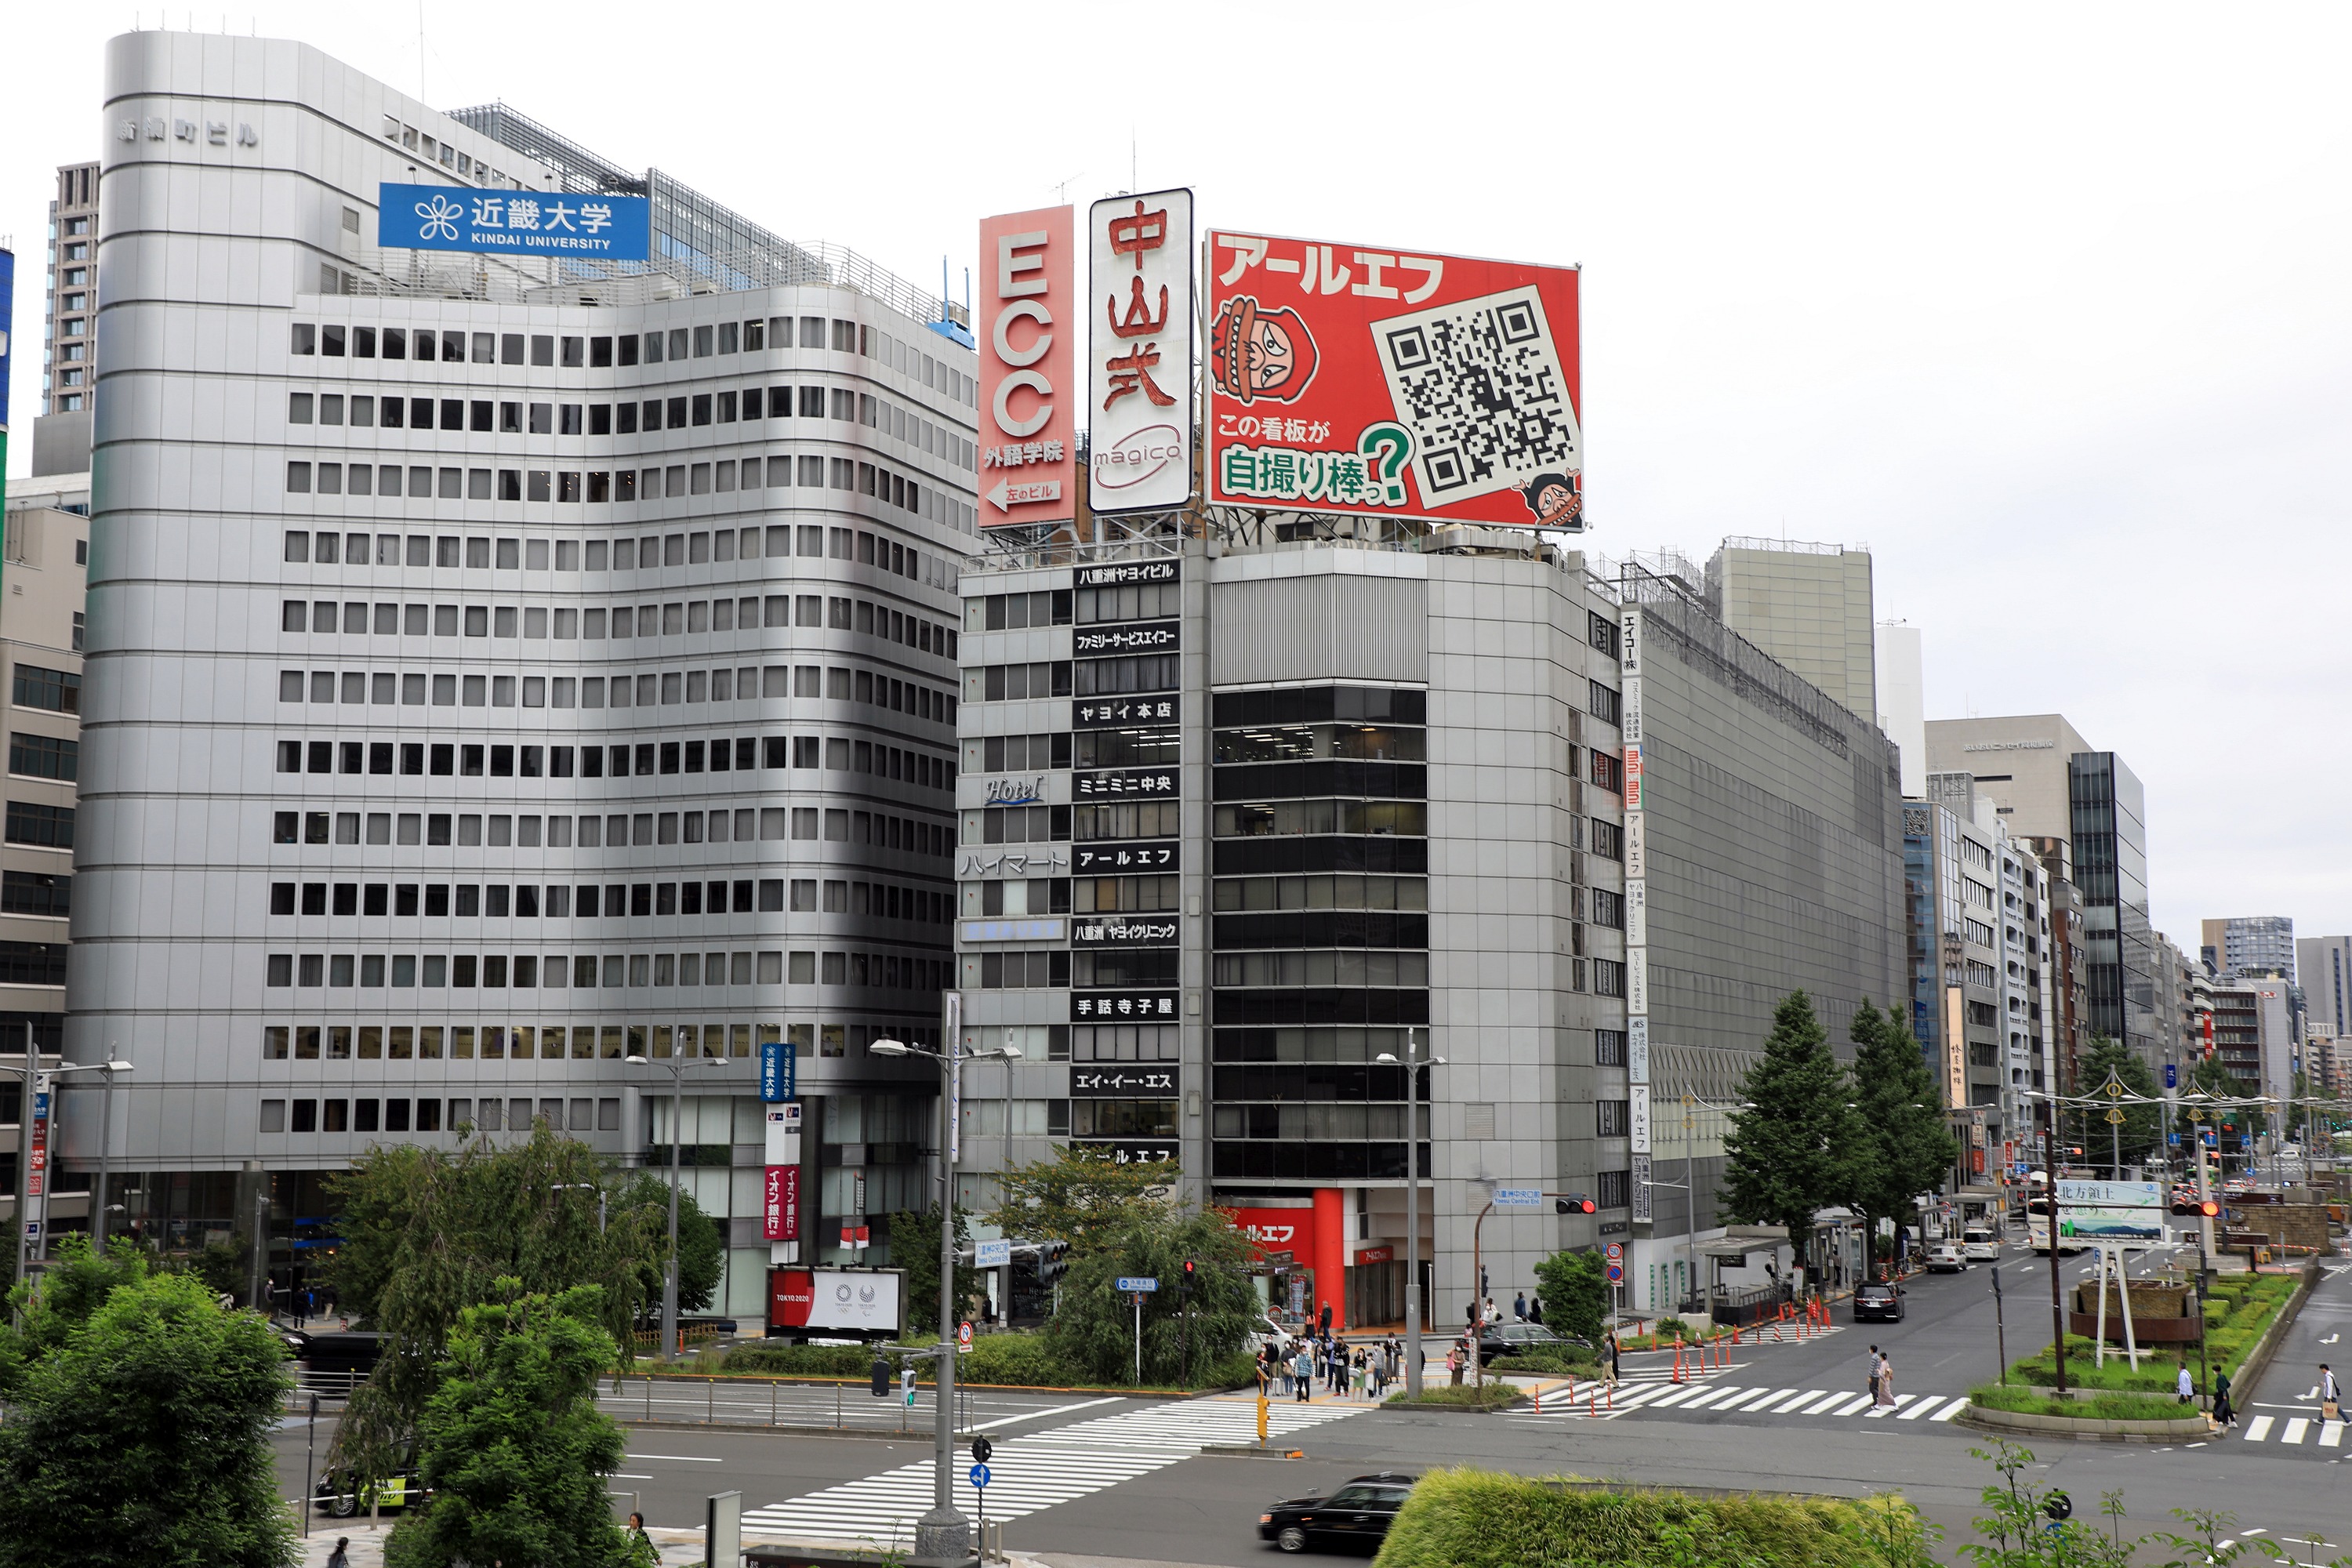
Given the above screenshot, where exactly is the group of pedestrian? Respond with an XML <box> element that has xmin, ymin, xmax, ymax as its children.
<box><xmin>1866</xmin><ymin>1344</ymin><xmax>1897</xmax><ymax>1408</ymax></box>
<box><xmin>1258</xmin><ymin>1331</ymin><xmax>1405</xmax><ymax>1402</ymax></box>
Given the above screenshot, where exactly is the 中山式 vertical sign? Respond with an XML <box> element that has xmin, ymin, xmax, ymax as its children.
<box><xmin>1087</xmin><ymin>189</ymin><xmax>1194</xmax><ymax>515</ymax></box>
<box><xmin>978</xmin><ymin>208</ymin><xmax>1076</xmax><ymax>527</ymax></box>
<box><xmin>1206</xmin><ymin>232</ymin><xmax>1581</xmax><ymax>528</ymax></box>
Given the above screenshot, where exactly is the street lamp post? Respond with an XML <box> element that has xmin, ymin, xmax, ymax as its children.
<box><xmin>1375</xmin><ymin>1035</ymin><xmax>1445</xmax><ymax>1397</ymax></box>
<box><xmin>624</xmin><ymin>1052</ymin><xmax>724</xmax><ymax>1363</ymax></box>
<box><xmin>88</xmin><ymin>1055</ymin><xmax>135</xmax><ymax>1257</ymax></box>
<box><xmin>870</xmin><ymin>1033</ymin><xmax>1018</xmax><ymax>1566</ymax></box>
<box><xmin>2</xmin><ymin>1057</ymin><xmax>122</xmax><ymax>1267</ymax></box>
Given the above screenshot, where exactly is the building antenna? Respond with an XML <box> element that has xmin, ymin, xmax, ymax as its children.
<box><xmin>1131</xmin><ymin>128</ymin><xmax>1138</xmax><ymax>194</ymax></box>
<box><xmin>1051</xmin><ymin>171</ymin><xmax>1083</xmax><ymax>204</ymax></box>
<box><xmin>417</xmin><ymin>0</ymin><xmax>427</xmax><ymax>102</ymax></box>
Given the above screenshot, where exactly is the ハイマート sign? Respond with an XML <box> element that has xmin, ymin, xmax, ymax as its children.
<box><xmin>378</xmin><ymin>184</ymin><xmax>649</xmax><ymax>260</ymax></box>
<box><xmin>1206</xmin><ymin>230</ymin><xmax>1581</xmax><ymax>529</ymax></box>
<box><xmin>1087</xmin><ymin>189</ymin><xmax>1195</xmax><ymax>516</ymax></box>
<box><xmin>978</xmin><ymin>207</ymin><xmax>1076</xmax><ymax>527</ymax></box>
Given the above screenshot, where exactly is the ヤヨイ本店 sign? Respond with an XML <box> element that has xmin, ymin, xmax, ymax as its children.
<box><xmin>1206</xmin><ymin>230</ymin><xmax>1581</xmax><ymax>528</ymax></box>
<box><xmin>978</xmin><ymin>208</ymin><xmax>1077</xmax><ymax>527</ymax></box>
<box><xmin>1087</xmin><ymin>189</ymin><xmax>1196</xmax><ymax>515</ymax></box>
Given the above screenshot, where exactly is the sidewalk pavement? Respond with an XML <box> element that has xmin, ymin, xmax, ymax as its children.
<box><xmin>294</xmin><ymin>1521</ymin><xmax>1086</xmax><ymax>1568</ymax></box>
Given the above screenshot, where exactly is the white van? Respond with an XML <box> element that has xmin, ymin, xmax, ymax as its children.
<box><xmin>1961</xmin><ymin>1226</ymin><xmax>1999</xmax><ymax>1261</ymax></box>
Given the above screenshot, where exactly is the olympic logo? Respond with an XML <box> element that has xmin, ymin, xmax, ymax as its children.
<box><xmin>413</xmin><ymin>194</ymin><xmax>464</xmax><ymax>242</ymax></box>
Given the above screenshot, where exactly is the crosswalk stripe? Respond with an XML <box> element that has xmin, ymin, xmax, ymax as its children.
<box><xmin>2245</xmin><ymin>1415</ymin><xmax>2274</xmax><ymax>1441</ymax></box>
<box><xmin>1793</xmin><ymin>1391</ymin><xmax>1852</xmax><ymax>1415</ymax></box>
<box><xmin>1613</xmin><ymin>1384</ymin><xmax>1680</xmax><ymax>1409</ymax></box>
<box><xmin>1822</xmin><ymin>1392</ymin><xmax>1876</xmax><ymax>1417</ymax></box>
<box><xmin>1898</xmin><ymin>1396</ymin><xmax>1945</xmax><ymax>1420</ymax></box>
<box><xmin>2321</xmin><ymin>1421</ymin><xmax>2345</xmax><ymax>1448</ymax></box>
<box><xmin>1645</xmin><ymin>1386</ymin><xmax>1705</xmax><ymax>1407</ymax></box>
<box><xmin>1679</xmin><ymin>1387</ymin><xmax>1739</xmax><ymax>1410</ymax></box>
<box><xmin>1930</xmin><ymin>1398</ymin><xmax>1967</xmax><ymax>1421</ymax></box>
<box><xmin>1759</xmin><ymin>1388</ymin><xmax>1820</xmax><ymax>1414</ymax></box>
<box><xmin>2283</xmin><ymin>1418</ymin><xmax>2310</xmax><ymax>1444</ymax></box>
<box><xmin>1713</xmin><ymin>1388</ymin><xmax>1777</xmax><ymax>1411</ymax></box>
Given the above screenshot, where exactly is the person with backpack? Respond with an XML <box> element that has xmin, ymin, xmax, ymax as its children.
<box><xmin>1292</xmin><ymin>1342</ymin><xmax>1314</xmax><ymax>1402</ymax></box>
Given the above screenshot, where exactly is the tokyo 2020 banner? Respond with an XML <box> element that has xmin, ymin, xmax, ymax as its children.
<box><xmin>1205</xmin><ymin>231</ymin><xmax>1581</xmax><ymax>530</ymax></box>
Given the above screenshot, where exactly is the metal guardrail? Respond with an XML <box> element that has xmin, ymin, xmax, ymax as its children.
<box><xmin>601</xmin><ymin>1374</ymin><xmax>978</xmax><ymax>1436</ymax></box>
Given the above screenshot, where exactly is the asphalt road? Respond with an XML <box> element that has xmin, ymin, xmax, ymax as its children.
<box><xmin>271</xmin><ymin>1245</ymin><xmax>2352</xmax><ymax>1565</ymax></box>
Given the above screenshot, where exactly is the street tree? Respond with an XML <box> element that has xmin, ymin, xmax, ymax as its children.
<box><xmin>1719</xmin><ymin>990</ymin><xmax>1868</xmax><ymax>1282</ymax></box>
<box><xmin>888</xmin><ymin>1203</ymin><xmax>982</xmax><ymax>1338</ymax></box>
<box><xmin>617</xmin><ymin>1170</ymin><xmax>724</xmax><ymax>1314</ymax></box>
<box><xmin>2065</xmin><ymin>1035</ymin><xmax>2162</xmax><ymax>1172</ymax></box>
<box><xmin>985</xmin><ymin>1142</ymin><xmax>1177</xmax><ymax>1254</ymax></box>
<box><xmin>325</xmin><ymin>1123</ymin><xmax>666</xmax><ymax>1491</ymax></box>
<box><xmin>0</xmin><ymin>1269</ymin><xmax>296</xmax><ymax>1568</ymax></box>
<box><xmin>1045</xmin><ymin>1208</ymin><xmax>1259</xmax><ymax>1385</ymax></box>
<box><xmin>1531</xmin><ymin>1248</ymin><xmax>1610</xmax><ymax>1346</ymax></box>
<box><xmin>0</xmin><ymin>1234</ymin><xmax>149</xmax><ymax>1396</ymax></box>
<box><xmin>383</xmin><ymin>1283</ymin><xmax>634</xmax><ymax>1568</ymax></box>
<box><xmin>1849</xmin><ymin>1000</ymin><xmax>1960</xmax><ymax>1278</ymax></box>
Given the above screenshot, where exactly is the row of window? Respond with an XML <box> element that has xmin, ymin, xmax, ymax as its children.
<box><xmin>285</xmin><ymin>522</ymin><xmax>938</xmax><ymax>586</ymax></box>
<box><xmin>276</xmin><ymin>663</ymin><xmax>952</xmax><ymax>722</ymax></box>
<box><xmin>962</xmin><ymin>580</ymin><xmax>1183</xmax><ymax>633</ymax></box>
<box><xmin>0</xmin><ymin>870</ymin><xmax>68</xmax><ymax>917</ymax></box>
<box><xmin>270</xmin><ymin>876</ymin><xmax>944</xmax><ymax>923</ymax></box>
<box><xmin>5</xmin><ymin>802</ymin><xmax>73</xmax><ymax>850</ymax></box>
<box><xmin>289</xmin><ymin>383</ymin><xmax>974</xmax><ymax>471</ymax></box>
<box><xmin>267</xmin><ymin>1014</ymin><xmax>913</xmax><ymax>1065</ymax></box>
<box><xmin>263</xmin><ymin>949</ymin><xmax>948</xmax><ymax>993</ymax></box>
<box><xmin>12</xmin><ymin>665</ymin><xmax>78</xmax><ymax>715</ymax></box>
<box><xmin>9</xmin><ymin>735</ymin><xmax>76</xmax><ymax>782</ymax></box>
<box><xmin>1210</xmin><ymin>951</ymin><xmax>1430</xmax><ymax>989</ymax></box>
<box><xmin>286</xmin><ymin>456</ymin><xmax>961</xmax><ymax>527</ymax></box>
<box><xmin>272</xmin><ymin>805</ymin><xmax>947</xmax><ymax>857</ymax></box>
<box><xmin>275</xmin><ymin>736</ymin><xmax>947</xmax><ymax>789</ymax></box>
<box><xmin>293</xmin><ymin>315</ymin><xmax>976</xmax><ymax>411</ymax></box>
<box><xmin>282</xmin><ymin>591</ymin><xmax>953</xmax><ymax>661</ymax></box>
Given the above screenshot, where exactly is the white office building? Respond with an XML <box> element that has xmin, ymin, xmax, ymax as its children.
<box><xmin>61</xmin><ymin>31</ymin><xmax>978</xmax><ymax>1315</ymax></box>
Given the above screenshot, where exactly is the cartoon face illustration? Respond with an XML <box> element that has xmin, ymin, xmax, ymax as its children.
<box><xmin>1519</xmin><ymin>471</ymin><xmax>1582</xmax><ymax>528</ymax></box>
<box><xmin>1212</xmin><ymin>295</ymin><xmax>1319</xmax><ymax>406</ymax></box>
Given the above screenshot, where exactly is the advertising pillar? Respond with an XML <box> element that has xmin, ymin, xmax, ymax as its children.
<box><xmin>1312</xmin><ymin>1187</ymin><xmax>1347</xmax><ymax>1332</ymax></box>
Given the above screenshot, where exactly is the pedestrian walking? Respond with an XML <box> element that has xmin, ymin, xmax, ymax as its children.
<box><xmin>1875</xmin><ymin>1354</ymin><xmax>1896</xmax><ymax>1409</ymax></box>
<box><xmin>1446</xmin><ymin>1343</ymin><xmax>1464</xmax><ymax>1387</ymax></box>
<box><xmin>1293</xmin><ymin>1343</ymin><xmax>1314</xmax><ymax>1402</ymax></box>
<box><xmin>626</xmin><ymin>1512</ymin><xmax>656</xmax><ymax>1565</ymax></box>
<box><xmin>1529</xmin><ymin>1294</ymin><xmax>1544</xmax><ymax>1326</ymax></box>
<box><xmin>1319</xmin><ymin>1301</ymin><xmax>1334</xmax><ymax>1337</ymax></box>
<box><xmin>1866</xmin><ymin>1345</ymin><xmax>1882</xmax><ymax>1403</ymax></box>
<box><xmin>1606</xmin><ymin>1328</ymin><xmax>1621</xmax><ymax>1384</ymax></box>
<box><xmin>325</xmin><ymin>1540</ymin><xmax>351</xmax><ymax>1568</ymax></box>
<box><xmin>2213</xmin><ymin>1369</ymin><xmax>2235</xmax><ymax>1429</ymax></box>
<box><xmin>1513</xmin><ymin>1290</ymin><xmax>1528</xmax><ymax>1323</ymax></box>
<box><xmin>2176</xmin><ymin>1362</ymin><xmax>2194</xmax><ymax>1405</ymax></box>
<box><xmin>2323</xmin><ymin>1363</ymin><xmax>2343</xmax><ymax>1422</ymax></box>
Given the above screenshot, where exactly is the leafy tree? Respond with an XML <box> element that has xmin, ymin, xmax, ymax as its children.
<box><xmin>2066</xmin><ymin>1036</ymin><xmax>2161</xmax><ymax>1172</ymax></box>
<box><xmin>324</xmin><ymin>1124</ymin><xmax>668</xmax><ymax>1492</ymax></box>
<box><xmin>888</xmin><ymin>1203</ymin><xmax>979</xmax><ymax>1338</ymax></box>
<box><xmin>985</xmin><ymin>1142</ymin><xmax>1176</xmax><ymax>1254</ymax></box>
<box><xmin>1532</xmin><ymin>1248</ymin><xmax>1610</xmax><ymax>1345</ymax></box>
<box><xmin>1849</xmin><ymin>1000</ymin><xmax>1960</xmax><ymax>1280</ymax></box>
<box><xmin>1044</xmin><ymin>1208</ymin><xmax>1259</xmax><ymax>1385</ymax></box>
<box><xmin>385</xmin><ymin>1283</ymin><xmax>634</xmax><ymax>1568</ymax></box>
<box><xmin>0</xmin><ymin>1235</ymin><xmax>151</xmax><ymax>1397</ymax></box>
<box><xmin>1719</xmin><ymin>990</ymin><xmax>1868</xmax><ymax>1276</ymax></box>
<box><xmin>617</xmin><ymin>1171</ymin><xmax>723</xmax><ymax>1315</ymax></box>
<box><xmin>0</xmin><ymin>1270</ymin><xmax>296</xmax><ymax>1568</ymax></box>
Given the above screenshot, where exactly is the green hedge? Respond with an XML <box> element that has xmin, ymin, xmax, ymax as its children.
<box><xmin>1490</xmin><ymin>1350</ymin><xmax>1603</xmax><ymax>1377</ymax></box>
<box><xmin>717</xmin><ymin>1334</ymin><xmax>1255</xmax><ymax>1392</ymax></box>
<box><xmin>2003</xmin><ymin>1272</ymin><xmax>2299</xmax><ymax>1392</ymax></box>
<box><xmin>1373</xmin><ymin>1469</ymin><xmax>1922</xmax><ymax>1568</ymax></box>
<box><xmin>1384</xmin><ymin>1384</ymin><xmax>1524</xmax><ymax>1410</ymax></box>
<box><xmin>1969</xmin><ymin>1382</ymin><xmax>2192</xmax><ymax>1422</ymax></box>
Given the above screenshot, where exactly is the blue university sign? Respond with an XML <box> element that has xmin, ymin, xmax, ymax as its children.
<box><xmin>378</xmin><ymin>183</ymin><xmax>651</xmax><ymax>260</ymax></box>
<box><xmin>759</xmin><ymin>1037</ymin><xmax>795</xmax><ymax>1104</ymax></box>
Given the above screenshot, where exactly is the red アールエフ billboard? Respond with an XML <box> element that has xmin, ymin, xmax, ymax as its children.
<box><xmin>1206</xmin><ymin>231</ymin><xmax>1581</xmax><ymax>529</ymax></box>
<box><xmin>978</xmin><ymin>206</ymin><xmax>1077</xmax><ymax>528</ymax></box>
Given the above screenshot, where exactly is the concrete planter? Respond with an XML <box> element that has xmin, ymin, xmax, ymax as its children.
<box><xmin>1959</xmin><ymin>1403</ymin><xmax>2213</xmax><ymax>1443</ymax></box>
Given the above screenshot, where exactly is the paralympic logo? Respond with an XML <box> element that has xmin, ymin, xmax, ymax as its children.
<box><xmin>414</xmin><ymin>194</ymin><xmax>464</xmax><ymax>242</ymax></box>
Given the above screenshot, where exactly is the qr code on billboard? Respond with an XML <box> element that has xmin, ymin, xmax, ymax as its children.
<box><xmin>1373</xmin><ymin>285</ymin><xmax>1581</xmax><ymax>506</ymax></box>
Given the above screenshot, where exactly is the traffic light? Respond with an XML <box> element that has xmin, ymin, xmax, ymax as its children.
<box><xmin>2198</xmin><ymin>1200</ymin><xmax>2219</xmax><ymax>1219</ymax></box>
<box><xmin>1036</xmin><ymin>1240</ymin><xmax>1069</xmax><ymax>1285</ymax></box>
<box><xmin>971</xmin><ymin>1436</ymin><xmax>993</xmax><ymax>1465</ymax></box>
<box><xmin>1555</xmin><ymin>1194</ymin><xmax>1597</xmax><ymax>1214</ymax></box>
<box><xmin>870</xmin><ymin>1356</ymin><xmax>890</xmax><ymax>1398</ymax></box>
<box><xmin>1181</xmin><ymin>1258</ymin><xmax>1198</xmax><ymax>1294</ymax></box>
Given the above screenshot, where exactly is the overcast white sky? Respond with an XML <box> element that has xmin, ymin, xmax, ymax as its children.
<box><xmin>5</xmin><ymin>3</ymin><xmax>2347</xmax><ymax>948</ymax></box>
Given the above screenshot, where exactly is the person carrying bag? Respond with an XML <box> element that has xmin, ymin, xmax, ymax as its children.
<box><xmin>2323</xmin><ymin>1363</ymin><xmax>2342</xmax><ymax>1423</ymax></box>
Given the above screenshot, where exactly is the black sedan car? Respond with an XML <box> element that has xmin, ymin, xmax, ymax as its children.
<box><xmin>1475</xmin><ymin>1322</ymin><xmax>1593</xmax><ymax>1366</ymax></box>
<box><xmin>1260</xmin><ymin>1473</ymin><xmax>1417</xmax><ymax>1554</ymax></box>
<box><xmin>1853</xmin><ymin>1281</ymin><xmax>1904</xmax><ymax>1323</ymax></box>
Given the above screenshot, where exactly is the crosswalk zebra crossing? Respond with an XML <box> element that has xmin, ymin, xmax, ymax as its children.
<box><xmin>741</xmin><ymin>1396</ymin><xmax>1364</xmax><ymax>1547</ymax></box>
<box><xmin>1513</xmin><ymin>1376</ymin><xmax>1971</xmax><ymax>1425</ymax></box>
<box><xmin>2240</xmin><ymin>1414</ymin><xmax>2347</xmax><ymax>1447</ymax></box>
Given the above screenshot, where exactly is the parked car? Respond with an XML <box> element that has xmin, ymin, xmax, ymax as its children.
<box><xmin>1260</xmin><ymin>1473</ymin><xmax>1418</xmax><ymax>1554</ymax></box>
<box><xmin>314</xmin><ymin>1468</ymin><xmax>425</xmax><ymax>1518</ymax></box>
<box><xmin>1853</xmin><ymin>1282</ymin><xmax>1905</xmax><ymax>1323</ymax></box>
<box><xmin>1960</xmin><ymin>1226</ymin><xmax>2000</xmax><ymax>1261</ymax></box>
<box><xmin>1925</xmin><ymin>1243</ymin><xmax>1967</xmax><ymax>1273</ymax></box>
<box><xmin>1475</xmin><ymin>1322</ymin><xmax>1592</xmax><ymax>1366</ymax></box>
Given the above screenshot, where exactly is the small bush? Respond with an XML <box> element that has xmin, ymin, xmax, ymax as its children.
<box><xmin>720</xmin><ymin>1343</ymin><xmax>876</xmax><ymax>1378</ymax></box>
<box><xmin>1385</xmin><ymin>1384</ymin><xmax>1524</xmax><ymax>1410</ymax></box>
<box><xmin>1490</xmin><ymin>1349</ymin><xmax>1602</xmax><ymax>1377</ymax></box>
<box><xmin>717</xmin><ymin>1334</ymin><xmax>1253</xmax><ymax>1391</ymax></box>
<box><xmin>1969</xmin><ymin>1382</ymin><xmax>2194</xmax><ymax>1422</ymax></box>
<box><xmin>1374</xmin><ymin>1468</ymin><xmax>1916</xmax><ymax>1568</ymax></box>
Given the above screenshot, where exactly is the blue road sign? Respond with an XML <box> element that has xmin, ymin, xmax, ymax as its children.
<box><xmin>969</xmin><ymin>1463</ymin><xmax>991</xmax><ymax>1489</ymax></box>
<box><xmin>1116</xmin><ymin>1276</ymin><xmax>1159</xmax><ymax>1293</ymax></box>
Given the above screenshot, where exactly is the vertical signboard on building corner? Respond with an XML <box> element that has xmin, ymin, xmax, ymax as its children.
<box><xmin>1088</xmin><ymin>189</ymin><xmax>1194</xmax><ymax>515</ymax></box>
<box><xmin>944</xmin><ymin>990</ymin><xmax>964</xmax><ymax>1163</ymax></box>
<box><xmin>0</xmin><ymin>245</ymin><xmax>14</xmax><ymax>543</ymax></box>
<box><xmin>24</xmin><ymin>1069</ymin><xmax>50</xmax><ymax>1243</ymax></box>
<box><xmin>978</xmin><ymin>208</ymin><xmax>1077</xmax><ymax>528</ymax></box>
<box><xmin>1617</xmin><ymin>603</ymin><xmax>1649</xmax><ymax>1236</ymax></box>
<box><xmin>1943</xmin><ymin>984</ymin><xmax>1966</xmax><ymax>1115</ymax></box>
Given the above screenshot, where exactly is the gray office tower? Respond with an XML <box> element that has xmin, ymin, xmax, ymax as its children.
<box><xmin>953</xmin><ymin>534</ymin><xmax>1904</xmax><ymax>1333</ymax></box>
<box><xmin>60</xmin><ymin>32</ymin><xmax>977</xmax><ymax>1318</ymax></box>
